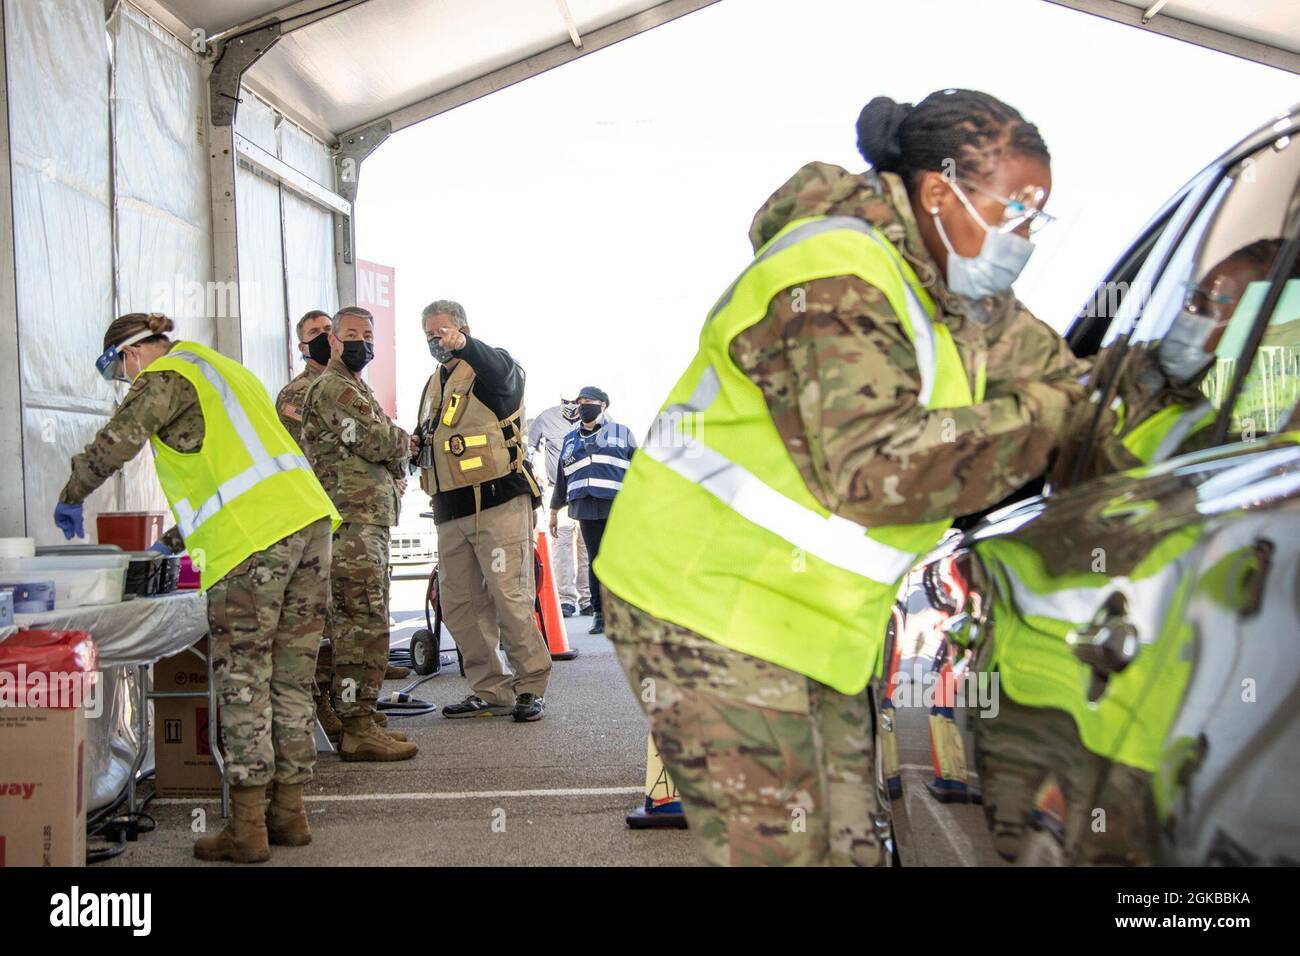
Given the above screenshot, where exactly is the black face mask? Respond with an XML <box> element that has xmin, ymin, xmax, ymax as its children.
<box><xmin>306</xmin><ymin>332</ymin><xmax>332</xmax><ymax>365</ymax></box>
<box><xmin>578</xmin><ymin>404</ymin><xmax>603</xmax><ymax>424</ymax></box>
<box><xmin>341</xmin><ymin>339</ymin><xmax>374</xmax><ymax>373</ymax></box>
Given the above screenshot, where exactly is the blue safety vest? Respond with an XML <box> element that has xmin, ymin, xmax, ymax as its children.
<box><xmin>560</xmin><ymin>421</ymin><xmax>634</xmax><ymax>501</ymax></box>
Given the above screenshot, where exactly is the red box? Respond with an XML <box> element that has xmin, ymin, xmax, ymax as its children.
<box><xmin>96</xmin><ymin>511</ymin><xmax>166</xmax><ymax>551</ymax></box>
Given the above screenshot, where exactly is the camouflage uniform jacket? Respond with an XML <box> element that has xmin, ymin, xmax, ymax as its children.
<box><xmin>60</xmin><ymin>364</ymin><xmax>201</xmax><ymax>553</ymax></box>
<box><xmin>731</xmin><ymin>161</ymin><xmax>1090</xmax><ymax>528</ymax></box>
<box><xmin>1050</xmin><ymin>345</ymin><xmax>1210</xmax><ymax>488</ymax></box>
<box><xmin>299</xmin><ymin>357</ymin><xmax>409</xmax><ymax>526</ymax></box>
<box><xmin>276</xmin><ymin>362</ymin><xmax>325</xmax><ymax>447</ymax></box>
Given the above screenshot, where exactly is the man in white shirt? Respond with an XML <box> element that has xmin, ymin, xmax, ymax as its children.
<box><xmin>527</xmin><ymin>399</ymin><xmax>592</xmax><ymax>616</ymax></box>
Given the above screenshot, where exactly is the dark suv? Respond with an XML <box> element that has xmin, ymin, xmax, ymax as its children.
<box><xmin>882</xmin><ymin>105</ymin><xmax>1300</xmax><ymax>867</ymax></box>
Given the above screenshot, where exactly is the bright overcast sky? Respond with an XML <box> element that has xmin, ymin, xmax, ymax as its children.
<box><xmin>356</xmin><ymin>0</ymin><xmax>1300</xmax><ymax>440</ymax></box>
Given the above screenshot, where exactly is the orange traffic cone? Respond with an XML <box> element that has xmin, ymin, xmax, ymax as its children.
<box><xmin>535</xmin><ymin>530</ymin><xmax>577</xmax><ymax>661</ymax></box>
<box><xmin>926</xmin><ymin>639</ymin><xmax>975</xmax><ymax>804</ymax></box>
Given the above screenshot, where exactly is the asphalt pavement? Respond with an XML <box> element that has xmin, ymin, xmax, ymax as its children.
<box><xmin>103</xmin><ymin>565</ymin><xmax>696</xmax><ymax>867</ymax></box>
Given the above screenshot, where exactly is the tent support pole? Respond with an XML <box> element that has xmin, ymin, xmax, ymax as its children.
<box><xmin>332</xmin><ymin>119</ymin><xmax>390</xmax><ymax>307</ymax></box>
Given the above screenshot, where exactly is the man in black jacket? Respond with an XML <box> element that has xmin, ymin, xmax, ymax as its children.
<box><xmin>416</xmin><ymin>300</ymin><xmax>552</xmax><ymax>722</ymax></box>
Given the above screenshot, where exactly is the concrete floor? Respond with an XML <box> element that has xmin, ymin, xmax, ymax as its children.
<box><xmin>104</xmin><ymin>568</ymin><xmax>697</xmax><ymax>867</ymax></box>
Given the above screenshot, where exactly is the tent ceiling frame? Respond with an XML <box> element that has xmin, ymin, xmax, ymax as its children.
<box><xmin>1042</xmin><ymin>0</ymin><xmax>1300</xmax><ymax>75</ymax></box>
<box><xmin>235</xmin><ymin>132</ymin><xmax>350</xmax><ymax>214</ymax></box>
<box><xmin>340</xmin><ymin>0</ymin><xmax>724</xmax><ymax>140</ymax></box>
<box><xmin>202</xmin><ymin>1</ymin><xmax>367</xmax><ymax>359</ymax></box>
<box><xmin>208</xmin><ymin>0</ymin><xmax>373</xmax><ymax>45</ymax></box>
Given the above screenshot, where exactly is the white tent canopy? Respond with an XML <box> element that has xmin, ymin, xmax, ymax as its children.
<box><xmin>1045</xmin><ymin>0</ymin><xmax>1299</xmax><ymax>74</ymax></box>
<box><xmin>142</xmin><ymin>0</ymin><xmax>725</xmax><ymax>141</ymax></box>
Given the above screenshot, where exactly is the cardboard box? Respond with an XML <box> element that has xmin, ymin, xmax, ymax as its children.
<box><xmin>0</xmin><ymin>706</ymin><xmax>87</xmax><ymax>866</ymax></box>
<box><xmin>151</xmin><ymin>639</ymin><xmax>222</xmax><ymax>799</ymax></box>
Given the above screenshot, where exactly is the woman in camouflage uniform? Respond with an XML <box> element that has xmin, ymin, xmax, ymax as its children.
<box><xmin>598</xmin><ymin>90</ymin><xmax>1089</xmax><ymax>866</ymax></box>
<box><xmin>55</xmin><ymin>312</ymin><xmax>339</xmax><ymax>863</ymax></box>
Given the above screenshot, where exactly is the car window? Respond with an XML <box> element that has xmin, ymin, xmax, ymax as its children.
<box><xmin>1095</xmin><ymin>168</ymin><xmax>1224</xmax><ymax>350</ymax></box>
<box><xmin>1065</xmin><ymin>187</ymin><xmax>1182</xmax><ymax>357</ymax></box>
<box><xmin>1125</xmin><ymin>131</ymin><xmax>1300</xmax><ymax>440</ymax></box>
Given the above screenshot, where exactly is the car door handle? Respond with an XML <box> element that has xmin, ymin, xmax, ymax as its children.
<box><xmin>1070</xmin><ymin>591</ymin><xmax>1140</xmax><ymax>703</ymax></box>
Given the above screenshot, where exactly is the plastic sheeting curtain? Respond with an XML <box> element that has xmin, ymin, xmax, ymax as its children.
<box><xmin>233</xmin><ymin>94</ymin><xmax>290</xmax><ymax>394</ymax></box>
<box><xmin>279</xmin><ymin>121</ymin><xmax>339</xmax><ymax>333</ymax></box>
<box><xmin>110</xmin><ymin>3</ymin><xmax>213</xmax><ymax>513</ymax></box>
<box><xmin>3</xmin><ymin>3</ymin><xmax>342</xmax><ymax>543</ymax></box>
<box><xmin>6</xmin><ymin>0</ymin><xmax>116</xmax><ymax>547</ymax></box>
<box><xmin>235</xmin><ymin>93</ymin><xmax>339</xmax><ymax>399</ymax></box>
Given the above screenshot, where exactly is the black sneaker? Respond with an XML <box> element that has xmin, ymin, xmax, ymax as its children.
<box><xmin>442</xmin><ymin>695</ymin><xmax>514</xmax><ymax>719</ymax></box>
<box><xmin>560</xmin><ymin>602</ymin><xmax>577</xmax><ymax>618</ymax></box>
<box><xmin>588</xmin><ymin>613</ymin><xmax>605</xmax><ymax>635</ymax></box>
<box><xmin>579</xmin><ymin>604</ymin><xmax>594</xmax><ymax>616</ymax></box>
<box><xmin>512</xmin><ymin>693</ymin><xmax>545</xmax><ymax>722</ymax></box>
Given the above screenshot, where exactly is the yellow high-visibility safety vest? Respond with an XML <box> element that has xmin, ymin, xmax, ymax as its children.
<box><xmin>974</xmin><ymin>530</ymin><xmax>1200</xmax><ymax>774</ymax></box>
<box><xmin>595</xmin><ymin>216</ymin><xmax>984</xmax><ymax>695</ymax></box>
<box><xmin>144</xmin><ymin>341</ymin><xmax>341</xmax><ymax>590</ymax></box>
<box><xmin>1118</xmin><ymin>401</ymin><xmax>1216</xmax><ymax>464</ymax></box>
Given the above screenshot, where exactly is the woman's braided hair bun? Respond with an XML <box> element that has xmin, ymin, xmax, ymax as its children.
<box><xmin>856</xmin><ymin>96</ymin><xmax>913</xmax><ymax>174</ymax></box>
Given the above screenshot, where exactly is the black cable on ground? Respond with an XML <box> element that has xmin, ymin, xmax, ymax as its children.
<box><xmin>87</xmin><ymin>770</ymin><xmax>158</xmax><ymax>864</ymax></box>
<box><xmin>375</xmin><ymin>670</ymin><xmax>442</xmax><ymax>717</ymax></box>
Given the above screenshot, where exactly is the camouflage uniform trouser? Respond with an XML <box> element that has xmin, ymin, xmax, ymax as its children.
<box><xmin>206</xmin><ymin>518</ymin><xmax>331</xmax><ymax>787</ymax></box>
<box><xmin>314</xmin><ymin>640</ymin><xmax>332</xmax><ymax>701</ymax></box>
<box><xmin>329</xmin><ymin>521</ymin><xmax>391</xmax><ymax>719</ymax></box>
<box><xmin>606</xmin><ymin>591</ymin><xmax>885</xmax><ymax>867</ymax></box>
<box><xmin>974</xmin><ymin>690</ymin><xmax>1157</xmax><ymax>865</ymax></box>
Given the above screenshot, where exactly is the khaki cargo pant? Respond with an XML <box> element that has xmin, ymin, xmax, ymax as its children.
<box><xmin>206</xmin><ymin>518</ymin><xmax>331</xmax><ymax>787</ymax></box>
<box><xmin>553</xmin><ymin>517</ymin><xmax>590</xmax><ymax>607</ymax></box>
<box><xmin>329</xmin><ymin>521</ymin><xmax>392</xmax><ymax>719</ymax></box>
<box><xmin>436</xmin><ymin>494</ymin><xmax>552</xmax><ymax>705</ymax></box>
<box><xmin>606</xmin><ymin>591</ymin><xmax>885</xmax><ymax>867</ymax></box>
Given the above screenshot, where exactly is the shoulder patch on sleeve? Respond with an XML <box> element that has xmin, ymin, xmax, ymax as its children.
<box><xmin>280</xmin><ymin>402</ymin><xmax>303</xmax><ymax>422</ymax></box>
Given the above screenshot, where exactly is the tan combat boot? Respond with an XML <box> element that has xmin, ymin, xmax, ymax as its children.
<box><xmin>370</xmin><ymin>708</ymin><xmax>408</xmax><ymax>741</ymax></box>
<box><xmin>385</xmin><ymin>662</ymin><xmax>411</xmax><ymax>680</ymax></box>
<box><xmin>340</xmin><ymin>716</ymin><xmax>418</xmax><ymax>762</ymax></box>
<box><xmin>193</xmin><ymin>784</ymin><xmax>271</xmax><ymax>863</ymax></box>
<box><xmin>265</xmin><ymin>781</ymin><xmax>312</xmax><ymax>847</ymax></box>
<box><xmin>317</xmin><ymin>692</ymin><xmax>343</xmax><ymax>741</ymax></box>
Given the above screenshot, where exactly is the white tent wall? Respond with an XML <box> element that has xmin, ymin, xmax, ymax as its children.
<box><xmin>110</xmin><ymin>2</ymin><xmax>214</xmax><ymax>513</ymax></box>
<box><xmin>234</xmin><ymin>92</ymin><xmax>290</xmax><ymax>396</ymax></box>
<box><xmin>0</xmin><ymin>0</ymin><xmax>342</xmax><ymax>539</ymax></box>
<box><xmin>279</xmin><ymin>119</ymin><xmax>339</xmax><ymax>329</ymax></box>
<box><xmin>232</xmin><ymin>90</ymin><xmax>340</xmax><ymax>399</ymax></box>
<box><xmin>5</xmin><ymin>0</ymin><xmax>116</xmax><ymax>545</ymax></box>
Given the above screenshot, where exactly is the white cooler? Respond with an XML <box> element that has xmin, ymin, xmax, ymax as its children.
<box><xmin>0</xmin><ymin>554</ymin><xmax>129</xmax><ymax>608</ymax></box>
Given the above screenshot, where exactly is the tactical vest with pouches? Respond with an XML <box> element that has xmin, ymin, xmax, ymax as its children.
<box><xmin>418</xmin><ymin>360</ymin><xmax>536</xmax><ymax>506</ymax></box>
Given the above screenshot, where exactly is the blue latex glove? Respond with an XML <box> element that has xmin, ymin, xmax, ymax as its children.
<box><xmin>53</xmin><ymin>502</ymin><xmax>84</xmax><ymax>540</ymax></box>
<box><xmin>148</xmin><ymin>540</ymin><xmax>172</xmax><ymax>556</ymax></box>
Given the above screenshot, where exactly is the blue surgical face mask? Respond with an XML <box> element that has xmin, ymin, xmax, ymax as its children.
<box><xmin>1158</xmin><ymin>308</ymin><xmax>1218</xmax><ymax>383</ymax></box>
<box><xmin>934</xmin><ymin>183</ymin><xmax>1035</xmax><ymax>305</ymax></box>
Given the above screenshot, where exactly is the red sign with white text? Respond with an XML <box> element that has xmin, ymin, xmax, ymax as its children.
<box><xmin>357</xmin><ymin>259</ymin><xmax>397</xmax><ymax>419</ymax></box>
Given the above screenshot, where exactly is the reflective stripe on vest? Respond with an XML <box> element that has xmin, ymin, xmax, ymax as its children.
<box><xmin>167</xmin><ymin>350</ymin><xmax>315</xmax><ymax>538</ymax></box>
<box><xmin>643</xmin><ymin>366</ymin><xmax>919</xmax><ymax>583</ymax></box>
<box><xmin>596</xmin><ymin>214</ymin><xmax>979</xmax><ymax>694</ymax></box>
<box><xmin>642</xmin><ymin>216</ymin><xmax>966</xmax><ymax>584</ymax></box>
<box><xmin>563</xmin><ymin>454</ymin><xmax>631</xmax><ymax>477</ymax></box>
<box><xmin>1120</xmin><ymin>400</ymin><xmax>1216</xmax><ymax>465</ymax></box>
<box><xmin>562</xmin><ymin>423</ymin><xmax>633</xmax><ymax>500</ymax></box>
